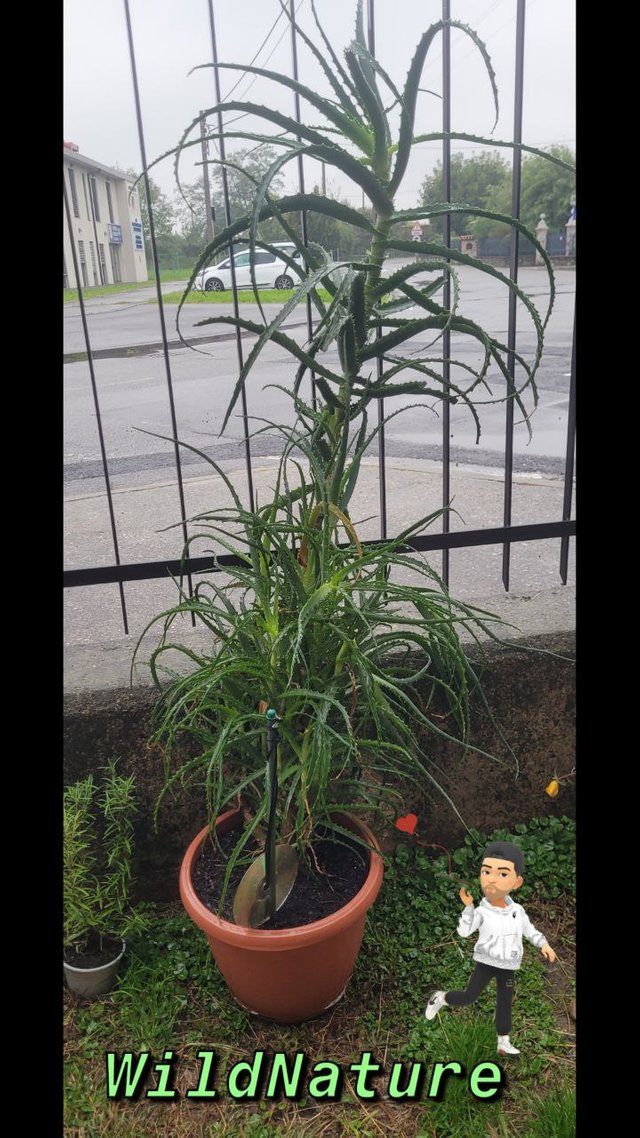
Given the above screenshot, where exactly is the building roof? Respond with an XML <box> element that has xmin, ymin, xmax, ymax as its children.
<box><xmin>63</xmin><ymin>146</ymin><xmax>136</xmax><ymax>185</ymax></box>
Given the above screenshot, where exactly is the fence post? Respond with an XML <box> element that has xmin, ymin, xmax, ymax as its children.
<box><xmin>459</xmin><ymin>233</ymin><xmax>477</xmax><ymax>257</ymax></box>
<box><xmin>565</xmin><ymin>201</ymin><xmax>576</xmax><ymax>257</ymax></box>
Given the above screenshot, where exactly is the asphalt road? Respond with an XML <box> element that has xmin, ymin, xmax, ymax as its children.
<box><xmin>63</xmin><ymin>263</ymin><xmax>576</xmax><ymax>645</ymax></box>
<box><xmin>64</xmin><ymin>264</ymin><xmax>575</xmax><ymax>480</ymax></box>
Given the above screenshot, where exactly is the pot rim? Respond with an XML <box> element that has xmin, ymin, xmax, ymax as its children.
<box><xmin>180</xmin><ymin>809</ymin><xmax>383</xmax><ymax>950</ymax></box>
<box><xmin>63</xmin><ymin>938</ymin><xmax>126</xmax><ymax>975</ymax></box>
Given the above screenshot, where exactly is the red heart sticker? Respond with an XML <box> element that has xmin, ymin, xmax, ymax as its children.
<box><xmin>395</xmin><ymin>812</ymin><xmax>418</xmax><ymax>835</ymax></box>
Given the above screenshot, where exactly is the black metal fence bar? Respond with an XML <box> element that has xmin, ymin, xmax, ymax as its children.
<box><xmin>289</xmin><ymin>0</ymin><xmax>317</xmax><ymax>412</ymax></box>
<box><xmin>64</xmin><ymin>518</ymin><xmax>576</xmax><ymax>589</ymax></box>
<box><xmin>63</xmin><ymin>179</ymin><xmax>129</xmax><ymax>634</ymax></box>
<box><xmin>207</xmin><ymin>0</ymin><xmax>256</xmax><ymax>515</ymax></box>
<box><xmin>367</xmin><ymin>0</ymin><xmax>388</xmax><ymax>542</ymax></box>
<box><xmin>441</xmin><ymin>0</ymin><xmax>452</xmax><ymax>586</ymax></box>
<box><xmin>501</xmin><ymin>0</ymin><xmax>526</xmax><ymax>591</ymax></box>
<box><xmin>123</xmin><ymin>0</ymin><xmax>195</xmax><ymax>621</ymax></box>
<box><xmin>560</xmin><ymin>306</ymin><xmax>577</xmax><ymax>583</ymax></box>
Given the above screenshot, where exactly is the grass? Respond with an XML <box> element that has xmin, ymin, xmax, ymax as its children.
<box><xmin>63</xmin><ymin>278</ymin><xmax>334</xmax><ymax>307</ymax></box>
<box><xmin>151</xmin><ymin>287</ymin><xmax>334</xmax><ymax>306</ymax></box>
<box><xmin>63</xmin><ymin>268</ymin><xmax>191</xmax><ymax>304</ymax></box>
<box><xmin>63</xmin><ymin>817</ymin><xmax>575</xmax><ymax>1137</ymax></box>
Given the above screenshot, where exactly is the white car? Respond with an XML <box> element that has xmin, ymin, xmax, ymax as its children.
<box><xmin>194</xmin><ymin>241</ymin><xmax>302</xmax><ymax>292</ymax></box>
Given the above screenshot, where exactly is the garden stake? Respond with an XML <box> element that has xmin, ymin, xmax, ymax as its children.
<box><xmin>265</xmin><ymin>708</ymin><xmax>280</xmax><ymax>921</ymax></box>
<box><xmin>232</xmin><ymin>709</ymin><xmax>298</xmax><ymax>928</ymax></box>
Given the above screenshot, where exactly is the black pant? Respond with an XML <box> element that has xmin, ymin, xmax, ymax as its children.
<box><xmin>445</xmin><ymin>963</ymin><xmax>515</xmax><ymax>1035</ymax></box>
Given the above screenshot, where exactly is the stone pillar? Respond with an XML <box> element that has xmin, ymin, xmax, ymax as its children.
<box><xmin>565</xmin><ymin>198</ymin><xmax>576</xmax><ymax>256</ymax></box>
<box><xmin>459</xmin><ymin>234</ymin><xmax>477</xmax><ymax>257</ymax></box>
<box><xmin>535</xmin><ymin>214</ymin><xmax>549</xmax><ymax>264</ymax></box>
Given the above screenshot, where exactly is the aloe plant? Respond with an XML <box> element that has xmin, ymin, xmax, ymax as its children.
<box><xmin>134</xmin><ymin>1</ymin><xmax>573</xmax><ymax>899</ymax></box>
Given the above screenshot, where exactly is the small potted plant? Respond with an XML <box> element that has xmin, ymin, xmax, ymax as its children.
<box><xmin>134</xmin><ymin>1</ymin><xmax>571</xmax><ymax>1022</ymax></box>
<box><xmin>63</xmin><ymin>760</ymin><xmax>145</xmax><ymax>998</ymax></box>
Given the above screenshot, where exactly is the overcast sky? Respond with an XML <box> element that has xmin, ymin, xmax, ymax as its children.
<box><xmin>63</xmin><ymin>0</ymin><xmax>575</xmax><ymax>213</ymax></box>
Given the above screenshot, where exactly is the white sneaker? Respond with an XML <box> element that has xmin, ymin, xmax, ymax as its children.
<box><xmin>425</xmin><ymin>990</ymin><xmax>448</xmax><ymax>1020</ymax></box>
<box><xmin>497</xmin><ymin>1036</ymin><xmax>520</xmax><ymax>1056</ymax></box>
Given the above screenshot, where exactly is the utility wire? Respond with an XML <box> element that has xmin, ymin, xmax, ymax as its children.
<box><xmin>206</xmin><ymin>0</ymin><xmax>308</xmax><ymax>151</ymax></box>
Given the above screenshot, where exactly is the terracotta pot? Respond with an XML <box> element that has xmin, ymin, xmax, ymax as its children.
<box><xmin>179</xmin><ymin>809</ymin><xmax>384</xmax><ymax>1023</ymax></box>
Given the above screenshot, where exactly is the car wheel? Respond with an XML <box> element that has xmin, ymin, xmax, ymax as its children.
<box><xmin>204</xmin><ymin>277</ymin><xmax>224</xmax><ymax>292</ymax></box>
<box><xmin>274</xmin><ymin>275</ymin><xmax>293</xmax><ymax>290</ymax></box>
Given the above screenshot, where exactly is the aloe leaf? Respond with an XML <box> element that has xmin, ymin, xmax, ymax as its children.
<box><xmin>376</xmin><ymin>274</ymin><xmax>447</xmax><ymax>315</ymax></box>
<box><xmin>133</xmin><ymin>428</ymin><xmax>245</xmax><ymax>514</ymax></box>
<box><xmin>247</xmin><ymin>145</ymin><xmax>308</xmax><ymax>322</ymax></box>
<box><xmin>358</xmin><ymin>314</ymin><xmax>448</xmax><ymax>359</ymax></box>
<box><xmin>392</xmin><ymin>20</ymin><xmax>499</xmax><ymax>195</ymax></box>
<box><xmin>385</xmin><ymin>237</ymin><xmax>547</xmax><ymax>359</ymax></box>
<box><xmin>132</xmin><ymin>427</ymin><xmax>268</xmax><ymax>585</ymax></box>
<box><xmin>314</xmin><ymin>377</ymin><xmax>344</xmax><ymax>411</ymax></box>
<box><xmin>306</xmin><ymin>268</ymin><xmax>354</xmax><ymax>355</ymax></box>
<box><xmin>349</xmin><ymin>39</ymin><xmax>402</xmax><ymax>104</ymax></box>
<box><xmin>344</xmin><ymin>45</ymin><xmax>389</xmax><ymax>171</ymax></box>
<box><xmin>348</xmin><ymin>272</ymin><xmax>367</xmax><ymax>350</ymax></box>
<box><xmin>275</xmin><ymin>0</ymin><xmax>364</xmax><ymax>123</ymax></box>
<box><xmin>301</xmin><ymin>144</ymin><xmax>393</xmax><ymax>214</ymax></box>
<box><xmin>338</xmin><ymin>317</ymin><xmax>359</xmax><ymax>380</ymax></box>
<box><xmin>353</xmin><ymin>0</ymin><xmax>375</xmax><ymax>87</ymax></box>
<box><xmin>190</xmin><ymin>312</ymin><xmax>344</xmax><ymax>393</ymax></box>
<box><xmin>393</xmin><ymin>206</ymin><xmax>555</xmax><ymax>325</ymax></box>
<box><xmin>365</xmin><ymin>379</ymin><xmax>431</xmax><ymax>398</ymax></box>
<box><xmin>372</xmin><ymin>258</ymin><xmax>457</xmax><ymax>299</ymax></box>
<box><xmin>190</xmin><ymin>61</ymin><xmax>372</xmax><ymax>153</ymax></box>
<box><xmin>379</xmin><ymin>358</ymin><xmax>483</xmax><ymax>439</ymax></box>
<box><xmin>340</xmin><ymin>411</ymin><xmax>369</xmax><ymax>510</ymax></box>
<box><xmin>407</xmin><ymin>132</ymin><xmax>575</xmax><ymax>171</ymax></box>
<box><xmin>217</xmin><ymin>257</ymin><xmax>355</xmax><ymax>436</ymax></box>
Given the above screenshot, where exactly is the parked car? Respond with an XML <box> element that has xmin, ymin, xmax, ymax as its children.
<box><xmin>194</xmin><ymin>242</ymin><xmax>302</xmax><ymax>292</ymax></box>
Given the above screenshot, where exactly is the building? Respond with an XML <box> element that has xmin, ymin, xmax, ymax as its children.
<box><xmin>63</xmin><ymin>142</ymin><xmax>148</xmax><ymax>289</ymax></box>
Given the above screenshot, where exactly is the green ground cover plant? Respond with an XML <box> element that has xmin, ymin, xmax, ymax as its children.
<box><xmin>63</xmin><ymin>816</ymin><xmax>575</xmax><ymax>1137</ymax></box>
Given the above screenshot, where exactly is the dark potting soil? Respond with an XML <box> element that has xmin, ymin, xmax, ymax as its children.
<box><xmin>192</xmin><ymin>825</ymin><xmax>369</xmax><ymax>929</ymax></box>
<box><xmin>63</xmin><ymin>934</ymin><xmax>123</xmax><ymax>970</ymax></box>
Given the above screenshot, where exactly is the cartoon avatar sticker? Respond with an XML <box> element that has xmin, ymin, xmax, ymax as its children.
<box><xmin>424</xmin><ymin>840</ymin><xmax>557</xmax><ymax>1057</ymax></box>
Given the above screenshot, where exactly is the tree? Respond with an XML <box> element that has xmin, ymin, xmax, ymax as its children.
<box><xmin>176</xmin><ymin>145</ymin><xmax>289</xmax><ymax>259</ymax></box>
<box><xmin>418</xmin><ymin>151</ymin><xmax>510</xmax><ymax>237</ymax></box>
<box><xmin>419</xmin><ymin>146</ymin><xmax>573</xmax><ymax>237</ymax></box>
<box><xmin>517</xmin><ymin>145</ymin><xmax>575</xmax><ymax>231</ymax></box>
<box><xmin>175</xmin><ymin>178</ymin><xmax>210</xmax><ymax>262</ymax></box>
<box><xmin>456</xmin><ymin>146</ymin><xmax>576</xmax><ymax>237</ymax></box>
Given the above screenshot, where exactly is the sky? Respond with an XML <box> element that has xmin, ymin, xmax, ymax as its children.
<box><xmin>63</xmin><ymin>0</ymin><xmax>575</xmax><ymax>215</ymax></box>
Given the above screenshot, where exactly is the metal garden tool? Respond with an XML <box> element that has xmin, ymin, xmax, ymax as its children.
<box><xmin>232</xmin><ymin>708</ymin><xmax>298</xmax><ymax>927</ymax></box>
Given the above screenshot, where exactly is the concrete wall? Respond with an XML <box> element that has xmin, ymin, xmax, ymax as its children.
<box><xmin>63</xmin><ymin>589</ymin><xmax>575</xmax><ymax>902</ymax></box>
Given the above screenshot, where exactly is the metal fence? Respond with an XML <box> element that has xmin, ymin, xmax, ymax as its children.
<box><xmin>473</xmin><ymin>232</ymin><xmax>567</xmax><ymax>258</ymax></box>
<box><xmin>63</xmin><ymin>0</ymin><xmax>576</xmax><ymax>636</ymax></box>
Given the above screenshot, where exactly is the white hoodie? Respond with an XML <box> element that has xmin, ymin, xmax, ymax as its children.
<box><xmin>458</xmin><ymin>895</ymin><xmax>547</xmax><ymax>971</ymax></box>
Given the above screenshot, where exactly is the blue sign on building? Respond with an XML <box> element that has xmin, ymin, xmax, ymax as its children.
<box><xmin>108</xmin><ymin>223</ymin><xmax>122</xmax><ymax>245</ymax></box>
<box><xmin>132</xmin><ymin>220</ymin><xmax>143</xmax><ymax>251</ymax></box>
